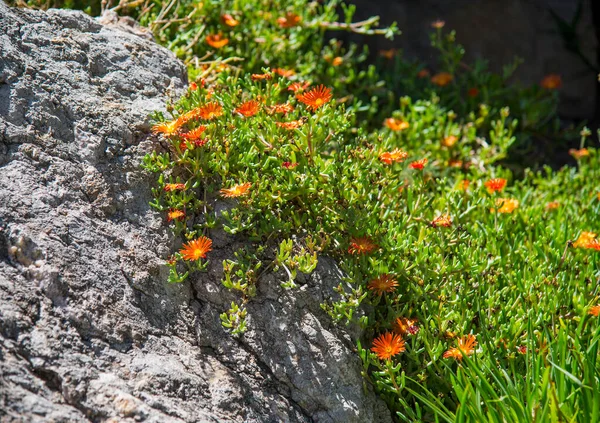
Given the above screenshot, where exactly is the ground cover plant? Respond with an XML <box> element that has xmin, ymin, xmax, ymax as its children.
<box><xmin>13</xmin><ymin>0</ymin><xmax>600</xmax><ymax>420</ymax></box>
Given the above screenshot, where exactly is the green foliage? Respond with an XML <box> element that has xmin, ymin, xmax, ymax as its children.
<box><xmin>20</xmin><ymin>0</ymin><xmax>600</xmax><ymax>420</ymax></box>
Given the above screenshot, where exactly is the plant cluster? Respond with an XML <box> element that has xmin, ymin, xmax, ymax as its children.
<box><xmin>17</xmin><ymin>0</ymin><xmax>600</xmax><ymax>420</ymax></box>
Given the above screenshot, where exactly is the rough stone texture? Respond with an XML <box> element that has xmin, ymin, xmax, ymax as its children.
<box><xmin>0</xmin><ymin>4</ymin><xmax>391</xmax><ymax>423</ymax></box>
<box><xmin>350</xmin><ymin>0</ymin><xmax>598</xmax><ymax>120</ymax></box>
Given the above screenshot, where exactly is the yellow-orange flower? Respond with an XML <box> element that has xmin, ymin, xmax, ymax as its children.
<box><xmin>196</xmin><ymin>102</ymin><xmax>223</xmax><ymax>120</ymax></box>
<box><xmin>164</xmin><ymin>183</ymin><xmax>186</xmax><ymax>192</ymax></box>
<box><xmin>348</xmin><ymin>237</ymin><xmax>377</xmax><ymax>255</ymax></box>
<box><xmin>371</xmin><ymin>332</ymin><xmax>405</xmax><ymax>361</ymax></box>
<box><xmin>179</xmin><ymin>236</ymin><xmax>212</xmax><ymax>261</ymax></box>
<box><xmin>268</xmin><ymin>103</ymin><xmax>294</xmax><ymax>115</ymax></box>
<box><xmin>409</xmin><ymin>158</ymin><xmax>428</xmax><ymax>170</ymax></box>
<box><xmin>417</xmin><ymin>69</ymin><xmax>430</xmax><ymax>78</ymax></box>
<box><xmin>296</xmin><ymin>85</ymin><xmax>332</xmax><ymax>110</ymax></box>
<box><xmin>167</xmin><ymin>209</ymin><xmax>185</xmax><ymax>222</ymax></box>
<box><xmin>384</xmin><ymin>118</ymin><xmax>410</xmax><ymax>131</ymax></box>
<box><xmin>277</xmin><ymin>12</ymin><xmax>302</xmax><ymax>28</ymax></box>
<box><xmin>288</xmin><ymin>81</ymin><xmax>310</xmax><ymax>92</ymax></box>
<box><xmin>432</xmin><ymin>214</ymin><xmax>452</xmax><ymax>228</ymax></box>
<box><xmin>541</xmin><ymin>74</ymin><xmax>562</xmax><ymax>90</ymax></box>
<box><xmin>589</xmin><ymin>305</ymin><xmax>600</xmax><ymax>317</ymax></box>
<box><xmin>573</xmin><ymin>231</ymin><xmax>597</xmax><ymax>249</ymax></box>
<box><xmin>367</xmin><ymin>274</ymin><xmax>399</xmax><ymax>295</ymax></box>
<box><xmin>379</xmin><ymin>149</ymin><xmax>408</xmax><ymax>165</ymax></box>
<box><xmin>251</xmin><ymin>72</ymin><xmax>273</xmax><ymax>81</ymax></box>
<box><xmin>394</xmin><ymin>318</ymin><xmax>419</xmax><ymax>336</ymax></box>
<box><xmin>273</xmin><ymin>68</ymin><xmax>295</xmax><ymax>78</ymax></box>
<box><xmin>442</xmin><ymin>135</ymin><xmax>458</xmax><ymax>147</ymax></box>
<box><xmin>491</xmin><ymin>198</ymin><xmax>519</xmax><ymax>214</ymax></box>
<box><xmin>276</xmin><ymin>119</ymin><xmax>304</xmax><ymax>130</ymax></box>
<box><xmin>460</xmin><ymin>180</ymin><xmax>470</xmax><ymax>191</ymax></box>
<box><xmin>332</xmin><ymin>56</ymin><xmax>343</xmax><ymax>66</ymax></box>
<box><xmin>431</xmin><ymin>20</ymin><xmax>445</xmax><ymax>28</ymax></box>
<box><xmin>545</xmin><ymin>201</ymin><xmax>560</xmax><ymax>211</ymax></box>
<box><xmin>221</xmin><ymin>13</ymin><xmax>239</xmax><ymax>27</ymax></box>
<box><xmin>569</xmin><ymin>148</ymin><xmax>590</xmax><ymax>159</ymax></box>
<box><xmin>206</xmin><ymin>34</ymin><xmax>229</xmax><ymax>49</ymax></box>
<box><xmin>431</xmin><ymin>72</ymin><xmax>453</xmax><ymax>86</ymax></box>
<box><xmin>379</xmin><ymin>49</ymin><xmax>397</xmax><ymax>59</ymax></box>
<box><xmin>485</xmin><ymin>178</ymin><xmax>507</xmax><ymax>193</ymax></box>
<box><xmin>443</xmin><ymin>334</ymin><xmax>477</xmax><ymax>360</ymax></box>
<box><xmin>152</xmin><ymin>116</ymin><xmax>186</xmax><ymax>137</ymax></box>
<box><xmin>220</xmin><ymin>182</ymin><xmax>252</xmax><ymax>198</ymax></box>
<box><xmin>235</xmin><ymin>100</ymin><xmax>260</xmax><ymax>117</ymax></box>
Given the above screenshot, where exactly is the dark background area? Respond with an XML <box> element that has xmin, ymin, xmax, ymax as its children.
<box><xmin>349</xmin><ymin>0</ymin><xmax>599</xmax><ymax>126</ymax></box>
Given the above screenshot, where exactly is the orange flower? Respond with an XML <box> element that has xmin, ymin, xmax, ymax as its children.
<box><xmin>348</xmin><ymin>237</ymin><xmax>377</xmax><ymax>255</ymax></box>
<box><xmin>179</xmin><ymin>236</ymin><xmax>212</xmax><ymax>261</ymax></box>
<box><xmin>196</xmin><ymin>102</ymin><xmax>223</xmax><ymax>120</ymax></box>
<box><xmin>379</xmin><ymin>49</ymin><xmax>397</xmax><ymax>59</ymax></box>
<box><xmin>442</xmin><ymin>135</ymin><xmax>458</xmax><ymax>147</ymax></box>
<box><xmin>332</xmin><ymin>56</ymin><xmax>343</xmax><ymax>66</ymax></box>
<box><xmin>443</xmin><ymin>334</ymin><xmax>477</xmax><ymax>360</ymax></box>
<box><xmin>545</xmin><ymin>201</ymin><xmax>560</xmax><ymax>211</ymax></box>
<box><xmin>180</xmin><ymin>125</ymin><xmax>207</xmax><ymax>141</ymax></box>
<box><xmin>432</xmin><ymin>214</ymin><xmax>452</xmax><ymax>228</ymax></box>
<box><xmin>431</xmin><ymin>72</ymin><xmax>453</xmax><ymax>86</ymax></box>
<box><xmin>282</xmin><ymin>161</ymin><xmax>298</xmax><ymax>169</ymax></box>
<box><xmin>164</xmin><ymin>183</ymin><xmax>185</xmax><ymax>192</ymax></box>
<box><xmin>460</xmin><ymin>180</ymin><xmax>470</xmax><ymax>191</ymax></box>
<box><xmin>273</xmin><ymin>68</ymin><xmax>295</xmax><ymax>78</ymax></box>
<box><xmin>485</xmin><ymin>178</ymin><xmax>507</xmax><ymax>193</ymax></box>
<box><xmin>206</xmin><ymin>34</ymin><xmax>229</xmax><ymax>49</ymax></box>
<box><xmin>296</xmin><ymin>85</ymin><xmax>332</xmax><ymax>111</ymax></box>
<box><xmin>516</xmin><ymin>345</ymin><xmax>527</xmax><ymax>354</ymax></box>
<box><xmin>367</xmin><ymin>274</ymin><xmax>399</xmax><ymax>295</ymax></box>
<box><xmin>585</xmin><ymin>240</ymin><xmax>600</xmax><ymax>251</ymax></box>
<box><xmin>409</xmin><ymin>158</ymin><xmax>428</xmax><ymax>170</ymax></box>
<box><xmin>589</xmin><ymin>305</ymin><xmax>600</xmax><ymax>317</ymax></box>
<box><xmin>467</xmin><ymin>87</ymin><xmax>479</xmax><ymax>98</ymax></box>
<box><xmin>268</xmin><ymin>103</ymin><xmax>294</xmax><ymax>115</ymax></box>
<box><xmin>277</xmin><ymin>12</ymin><xmax>302</xmax><ymax>28</ymax></box>
<box><xmin>417</xmin><ymin>69</ymin><xmax>430</xmax><ymax>78</ymax></box>
<box><xmin>384</xmin><ymin>118</ymin><xmax>410</xmax><ymax>131</ymax></box>
<box><xmin>251</xmin><ymin>72</ymin><xmax>273</xmax><ymax>81</ymax></box>
<box><xmin>541</xmin><ymin>74</ymin><xmax>562</xmax><ymax>90</ymax></box>
<box><xmin>288</xmin><ymin>81</ymin><xmax>310</xmax><ymax>92</ymax></box>
<box><xmin>431</xmin><ymin>19</ymin><xmax>445</xmax><ymax>28</ymax></box>
<box><xmin>573</xmin><ymin>231</ymin><xmax>597</xmax><ymax>249</ymax></box>
<box><xmin>379</xmin><ymin>149</ymin><xmax>408</xmax><ymax>165</ymax></box>
<box><xmin>448</xmin><ymin>159</ymin><xmax>463</xmax><ymax>168</ymax></box>
<box><xmin>394</xmin><ymin>318</ymin><xmax>419</xmax><ymax>336</ymax></box>
<box><xmin>492</xmin><ymin>198</ymin><xmax>519</xmax><ymax>214</ymax></box>
<box><xmin>569</xmin><ymin>148</ymin><xmax>589</xmax><ymax>160</ymax></box>
<box><xmin>220</xmin><ymin>182</ymin><xmax>252</xmax><ymax>198</ymax></box>
<box><xmin>221</xmin><ymin>13</ymin><xmax>239</xmax><ymax>27</ymax></box>
<box><xmin>167</xmin><ymin>209</ymin><xmax>185</xmax><ymax>222</ymax></box>
<box><xmin>235</xmin><ymin>100</ymin><xmax>260</xmax><ymax>117</ymax></box>
<box><xmin>371</xmin><ymin>332</ymin><xmax>406</xmax><ymax>361</ymax></box>
<box><xmin>276</xmin><ymin>119</ymin><xmax>304</xmax><ymax>130</ymax></box>
<box><xmin>189</xmin><ymin>82</ymin><xmax>198</xmax><ymax>91</ymax></box>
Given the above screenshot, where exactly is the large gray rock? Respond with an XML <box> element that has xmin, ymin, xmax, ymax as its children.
<box><xmin>0</xmin><ymin>3</ymin><xmax>391</xmax><ymax>422</ymax></box>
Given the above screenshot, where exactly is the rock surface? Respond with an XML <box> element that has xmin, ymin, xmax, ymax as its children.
<box><xmin>0</xmin><ymin>4</ymin><xmax>391</xmax><ymax>423</ymax></box>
